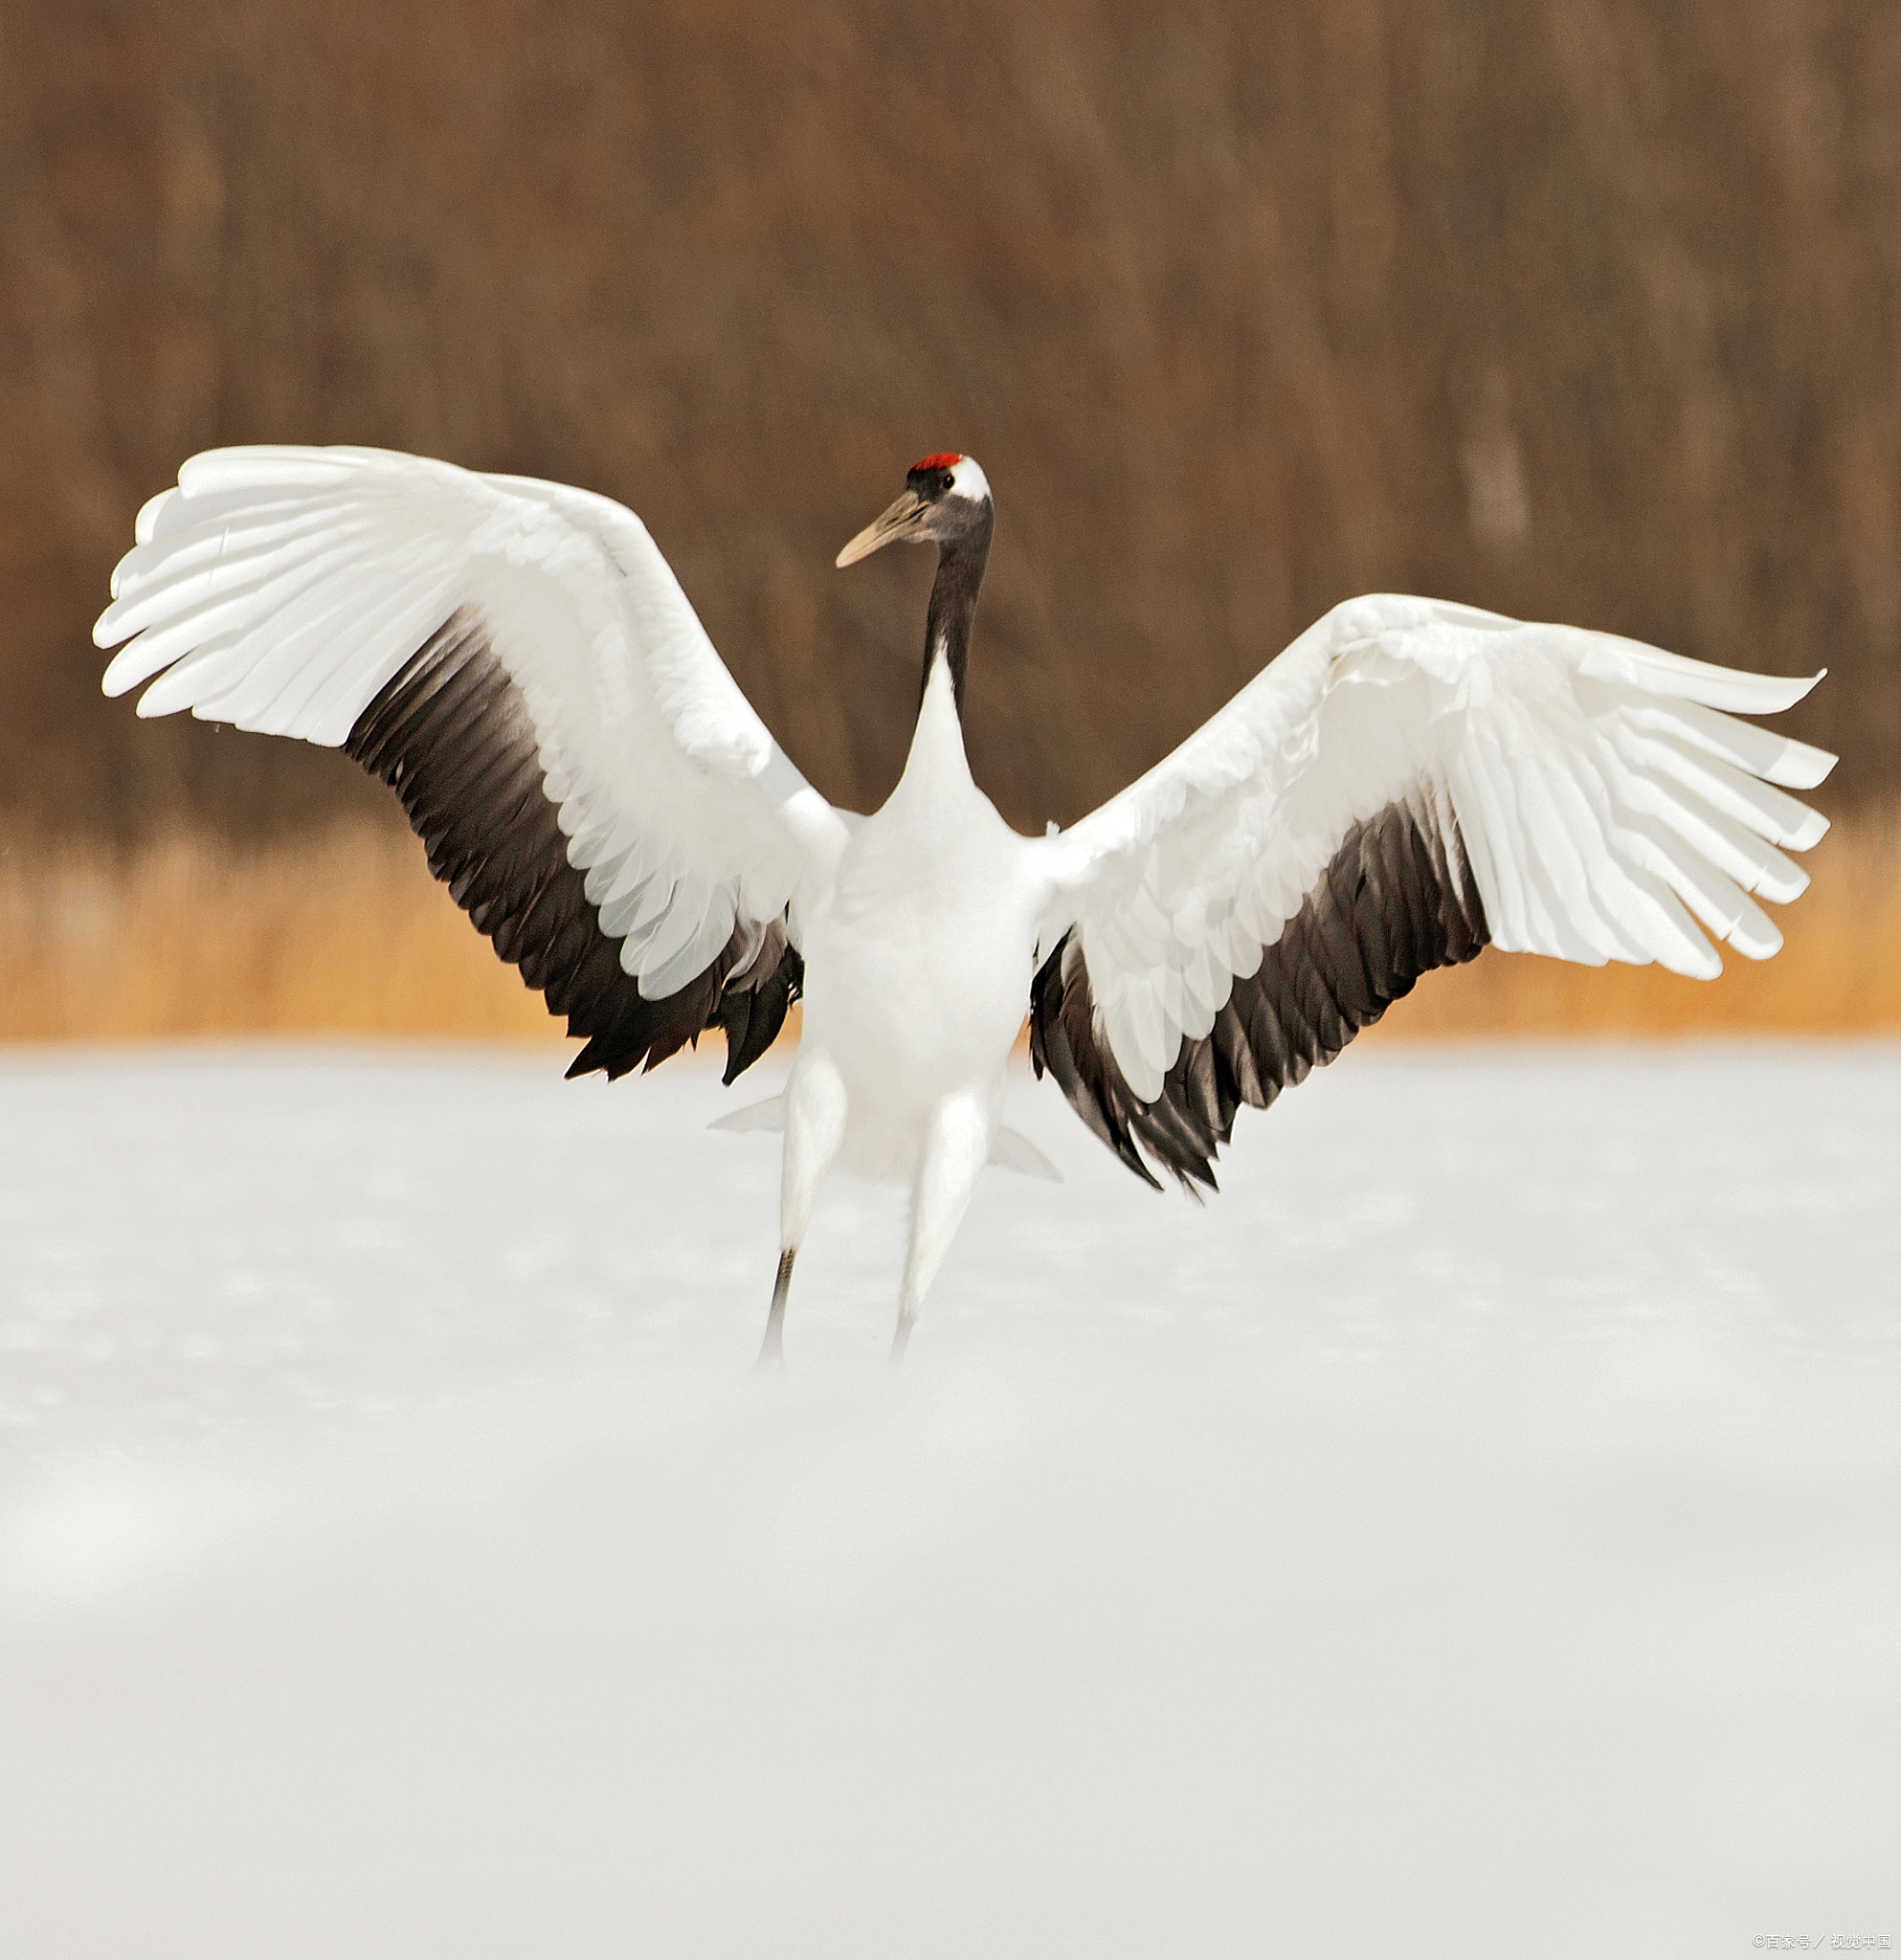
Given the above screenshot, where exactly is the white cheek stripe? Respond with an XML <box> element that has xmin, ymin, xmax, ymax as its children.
<box><xmin>948</xmin><ymin>457</ymin><xmax>991</xmax><ymax>503</ymax></box>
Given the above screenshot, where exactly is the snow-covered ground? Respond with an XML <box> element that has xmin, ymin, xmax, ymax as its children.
<box><xmin>1</xmin><ymin>1040</ymin><xmax>1895</xmax><ymax>1958</ymax></box>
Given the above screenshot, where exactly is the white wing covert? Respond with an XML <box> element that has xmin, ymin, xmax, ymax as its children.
<box><xmin>97</xmin><ymin>446</ymin><xmax>848</xmax><ymax>1080</ymax></box>
<box><xmin>1029</xmin><ymin>594</ymin><xmax>1835</xmax><ymax>1189</ymax></box>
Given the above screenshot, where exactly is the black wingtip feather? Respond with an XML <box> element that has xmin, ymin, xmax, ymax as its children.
<box><xmin>1028</xmin><ymin>799</ymin><xmax>1490</xmax><ymax>1191</ymax></box>
<box><xmin>347</xmin><ymin>606</ymin><xmax>800</xmax><ymax>1090</ymax></box>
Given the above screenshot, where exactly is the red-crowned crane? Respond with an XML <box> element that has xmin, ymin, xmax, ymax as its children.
<box><xmin>97</xmin><ymin>448</ymin><xmax>1835</xmax><ymax>1363</ymax></box>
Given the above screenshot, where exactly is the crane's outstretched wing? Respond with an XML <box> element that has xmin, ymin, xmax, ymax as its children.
<box><xmin>98</xmin><ymin>446</ymin><xmax>849</xmax><ymax>1081</ymax></box>
<box><xmin>1030</xmin><ymin>593</ymin><xmax>1835</xmax><ymax>1190</ymax></box>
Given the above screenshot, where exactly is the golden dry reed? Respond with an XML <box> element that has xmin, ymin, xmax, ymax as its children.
<box><xmin>0</xmin><ymin>812</ymin><xmax>1896</xmax><ymax>1051</ymax></box>
<box><xmin>0</xmin><ymin>822</ymin><xmax>561</xmax><ymax>1048</ymax></box>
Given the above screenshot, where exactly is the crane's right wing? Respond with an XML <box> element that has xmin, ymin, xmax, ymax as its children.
<box><xmin>99</xmin><ymin>445</ymin><xmax>851</xmax><ymax>1081</ymax></box>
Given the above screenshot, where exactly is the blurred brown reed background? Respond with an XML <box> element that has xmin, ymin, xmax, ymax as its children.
<box><xmin>0</xmin><ymin>825</ymin><xmax>557</xmax><ymax>1045</ymax></box>
<box><xmin>2</xmin><ymin>0</ymin><xmax>1898</xmax><ymax>1045</ymax></box>
<box><xmin>2</xmin><ymin>813</ymin><xmax>1894</xmax><ymax>1047</ymax></box>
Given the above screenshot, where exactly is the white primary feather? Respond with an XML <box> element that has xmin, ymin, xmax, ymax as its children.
<box><xmin>97</xmin><ymin>446</ymin><xmax>851</xmax><ymax>979</ymax></box>
<box><xmin>1037</xmin><ymin>594</ymin><xmax>1835</xmax><ymax>1102</ymax></box>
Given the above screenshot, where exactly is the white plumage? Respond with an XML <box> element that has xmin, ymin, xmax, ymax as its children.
<box><xmin>103</xmin><ymin>448</ymin><xmax>844</xmax><ymax>998</ymax></box>
<box><xmin>97</xmin><ymin>445</ymin><xmax>1834</xmax><ymax>1361</ymax></box>
<box><xmin>1042</xmin><ymin>593</ymin><xmax>1830</xmax><ymax>1100</ymax></box>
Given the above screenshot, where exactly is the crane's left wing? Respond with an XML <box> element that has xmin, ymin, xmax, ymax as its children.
<box><xmin>98</xmin><ymin>446</ymin><xmax>850</xmax><ymax>1081</ymax></box>
<box><xmin>1030</xmin><ymin>594</ymin><xmax>1835</xmax><ymax>1190</ymax></box>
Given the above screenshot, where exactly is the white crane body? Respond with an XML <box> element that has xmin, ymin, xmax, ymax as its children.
<box><xmin>95</xmin><ymin>445</ymin><xmax>1837</xmax><ymax>1362</ymax></box>
<box><xmin>803</xmin><ymin>659</ymin><xmax>1040</xmax><ymax>1165</ymax></box>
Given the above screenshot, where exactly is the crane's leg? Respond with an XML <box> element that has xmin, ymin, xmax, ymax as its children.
<box><xmin>759</xmin><ymin>1050</ymin><xmax>847</xmax><ymax>1371</ymax></box>
<box><xmin>892</xmin><ymin>1094</ymin><xmax>991</xmax><ymax>1367</ymax></box>
<box><xmin>758</xmin><ymin>1249</ymin><xmax>796</xmax><ymax>1371</ymax></box>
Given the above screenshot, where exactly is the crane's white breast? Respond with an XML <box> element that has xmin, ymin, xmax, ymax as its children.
<box><xmin>798</xmin><ymin>787</ymin><xmax>1040</xmax><ymax>1150</ymax></box>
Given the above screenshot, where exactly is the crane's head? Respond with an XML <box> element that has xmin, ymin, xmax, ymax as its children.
<box><xmin>836</xmin><ymin>453</ymin><xmax>993</xmax><ymax>568</ymax></box>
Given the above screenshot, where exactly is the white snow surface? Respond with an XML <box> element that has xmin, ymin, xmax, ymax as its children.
<box><xmin>1</xmin><ymin>1040</ymin><xmax>1896</xmax><ymax>1958</ymax></box>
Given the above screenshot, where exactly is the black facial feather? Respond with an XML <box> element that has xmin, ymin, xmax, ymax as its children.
<box><xmin>905</xmin><ymin>459</ymin><xmax>960</xmax><ymax>500</ymax></box>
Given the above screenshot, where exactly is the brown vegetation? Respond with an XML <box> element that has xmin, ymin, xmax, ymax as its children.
<box><xmin>3</xmin><ymin>813</ymin><xmax>1894</xmax><ymax>1048</ymax></box>
<box><xmin>0</xmin><ymin>818</ymin><xmax>557</xmax><ymax>1045</ymax></box>
<box><xmin>3</xmin><ymin>0</ymin><xmax>1899</xmax><ymax>857</ymax></box>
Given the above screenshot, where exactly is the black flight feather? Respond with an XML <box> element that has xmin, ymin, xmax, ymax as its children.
<box><xmin>345</xmin><ymin>606</ymin><xmax>800</xmax><ymax>1085</ymax></box>
<box><xmin>1028</xmin><ymin>799</ymin><xmax>1490</xmax><ymax>1192</ymax></box>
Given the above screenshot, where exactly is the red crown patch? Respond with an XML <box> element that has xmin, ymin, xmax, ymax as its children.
<box><xmin>910</xmin><ymin>452</ymin><xmax>962</xmax><ymax>475</ymax></box>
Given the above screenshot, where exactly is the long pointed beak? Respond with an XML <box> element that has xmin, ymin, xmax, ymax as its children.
<box><xmin>836</xmin><ymin>489</ymin><xmax>929</xmax><ymax>568</ymax></box>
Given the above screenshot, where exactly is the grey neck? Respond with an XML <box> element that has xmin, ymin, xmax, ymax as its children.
<box><xmin>921</xmin><ymin>506</ymin><xmax>993</xmax><ymax>720</ymax></box>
